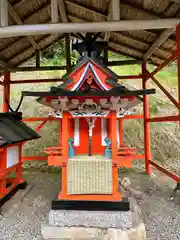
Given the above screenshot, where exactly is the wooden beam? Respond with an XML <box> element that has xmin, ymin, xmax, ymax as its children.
<box><xmin>107</xmin><ymin>59</ymin><xmax>144</xmax><ymax>66</ymax></box>
<box><xmin>0</xmin><ymin>66</ymin><xmax>66</xmax><ymax>73</ymax></box>
<box><xmin>69</xmin><ymin>14</ymin><xmax>171</xmax><ymax>61</ymax></box>
<box><xmin>11</xmin><ymin>79</ymin><xmax>63</xmax><ymax>84</ymax></box>
<box><xmin>111</xmin><ymin>0</ymin><xmax>120</xmax><ymax>20</ymax></box>
<box><xmin>58</xmin><ymin>0</ymin><xmax>68</xmax><ymax>23</ymax></box>
<box><xmin>144</xmin><ymin>28</ymin><xmax>175</xmax><ymax>60</ymax></box>
<box><xmin>8</xmin><ymin>1</ymin><xmax>39</xmax><ymax>50</ymax></box>
<box><xmin>0</xmin><ymin>19</ymin><xmax>179</xmax><ymax>39</ymax></box>
<box><xmin>0</xmin><ymin>0</ymin><xmax>8</xmax><ymax>27</ymax></box>
<box><xmin>51</xmin><ymin>0</ymin><xmax>59</xmax><ymax>23</ymax></box>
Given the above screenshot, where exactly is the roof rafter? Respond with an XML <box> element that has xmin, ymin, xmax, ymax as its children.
<box><xmin>0</xmin><ymin>0</ymin><xmax>8</xmax><ymax>27</ymax></box>
<box><xmin>112</xmin><ymin>0</ymin><xmax>120</xmax><ymax>20</ymax></box>
<box><xmin>104</xmin><ymin>0</ymin><xmax>112</xmax><ymax>41</ymax></box>
<box><xmin>0</xmin><ymin>0</ymin><xmax>177</xmax><ymax>69</ymax></box>
<box><xmin>8</xmin><ymin>1</ymin><xmax>39</xmax><ymax>50</ymax></box>
<box><xmin>0</xmin><ymin>34</ymin><xmax>65</xmax><ymax>71</ymax></box>
<box><xmin>69</xmin><ymin>13</ymin><xmax>171</xmax><ymax>55</ymax></box>
<box><xmin>51</xmin><ymin>0</ymin><xmax>59</xmax><ymax>23</ymax></box>
<box><xmin>58</xmin><ymin>0</ymin><xmax>68</xmax><ymax>22</ymax></box>
<box><xmin>65</xmin><ymin>0</ymin><xmax>176</xmax><ymax>44</ymax></box>
<box><xmin>144</xmin><ymin>28</ymin><xmax>175</xmax><ymax>60</ymax></box>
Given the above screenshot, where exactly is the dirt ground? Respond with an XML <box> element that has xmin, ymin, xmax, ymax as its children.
<box><xmin>0</xmin><ymin>168</ymin><xmax>180</xmax><ymax>240</ymax></box>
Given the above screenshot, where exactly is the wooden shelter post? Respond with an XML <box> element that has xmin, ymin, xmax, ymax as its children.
<box><xmin>142</xmin><ymin>63</ymin><xmax>152</xmax><ymax>175</ymax></box>
<box><xmin>104</xmin><ymin>43</ymin><xmax>108</xmax><ymax>67</ymax></box>
<box><xmin>65</xmin><ymin>34</ymin><xmax>72</xmax><ymax>74</ymax></box>
<box><xmin>36</xmin><ymin>51</ymin><xmax>40</xmax><ymax>68</ymax></box>
<box><xmin>176</xmin><ymin>24</ymin><xmax>180</xmax><ymax>120</ymax></box>
<box><xmin>0</xmin><ymin>72</ymin><xmax>9</xmax><ymax>197</ymax></box>
<box><xmin>3</xmin><ymin>71</ymin><xmax>10</xmax><ymax>112</ymax></box>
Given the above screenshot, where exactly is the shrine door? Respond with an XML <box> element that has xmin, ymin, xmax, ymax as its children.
<box><xmin>71</xmin><ymin>118</ymin><xmax>106</xmax><ymax>155</ymax></box>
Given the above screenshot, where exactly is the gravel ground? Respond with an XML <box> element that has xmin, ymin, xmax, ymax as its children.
<box><xmin>0</xmin><ymin>168</ymin><xmax>180</xmax><ymax>240</ymax></box>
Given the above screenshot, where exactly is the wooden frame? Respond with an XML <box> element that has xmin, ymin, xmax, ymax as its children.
<box><xmin>1</xmin><ymin>19</ymin><xmax>180</xmax><ymax>204</ymax></box>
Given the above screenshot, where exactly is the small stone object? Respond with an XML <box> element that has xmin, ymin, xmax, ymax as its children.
<box><xmin>121</xmin><ymin>177</ymin><xmax>131</xmax><ymax>190</ymax></box>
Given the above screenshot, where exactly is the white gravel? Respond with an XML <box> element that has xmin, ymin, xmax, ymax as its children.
<box><xmin>0</xmin><ymin>169</ymin><xmax>179</xmax><ymax>240</ymax></box>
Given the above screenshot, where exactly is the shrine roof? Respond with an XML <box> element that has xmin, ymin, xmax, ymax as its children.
<box><xmin>67</xmin><ymin>56</ymin><xmax>119</xmax><ymax>81</ymax></box>
<box><xmin>0</xmin><ymin>112</ymin><xmax>40</xmax><ymax>148</ymax></box>
<box><xmin>34</xmin><ymin>56</ymin><xmax>146</xmax><ymax>103</ymax></box>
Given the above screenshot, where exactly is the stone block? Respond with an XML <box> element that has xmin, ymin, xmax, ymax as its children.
<box><xmin>42</xmin><ymin>197</ymin><xmax>146</xmax><ymax>240</ymax></box>
<box><xmin>49</xmin><ymin>210</ymin><xmax>132</xmax><ymax>229</ymax></box>
<box><xmin>41</xmin><ymin>224</ymin><xmax>105</xmax><ymax>240</ymax></box>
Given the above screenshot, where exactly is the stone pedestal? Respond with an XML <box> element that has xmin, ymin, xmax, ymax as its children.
<box><xmin>41</xmin><ymin>198</ymin><xmax>146</xmax><ymax>240</ymax></box>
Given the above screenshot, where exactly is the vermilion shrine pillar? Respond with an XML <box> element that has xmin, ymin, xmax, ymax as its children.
<box><xmin>110</xmin><ymin>111</ymin><xmax>119</xmax><ymax>197</ymax></box>
<box><xmin>119</xmin><ymin>118</ymin><xmax>123</xmax><ymax>147</ymax></box>
<box><xmin>142</xmin><ymin>63</ymin><xmax>152</xmax><ymax>175</ymax></box>
<box><xmin>60</xmin><ymin>111</ymin><xmax>69</xmax><ymax>198</ymax></box>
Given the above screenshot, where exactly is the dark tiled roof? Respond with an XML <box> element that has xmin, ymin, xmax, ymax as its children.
<box><xmin>0</xmin><ymin>112</ymin><xmax>40</xmax><ymax>149</ymax></box>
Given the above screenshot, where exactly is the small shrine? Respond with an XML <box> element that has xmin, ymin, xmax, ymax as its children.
<box><xmin>0</xmin><ymin>112</ymin><xmax>40</xmax><ymax>203</ymax></box>
<box><xmin>23</xmin><ymin>40</ymin><xmax>155</xmax><ymax>210</ymax></box>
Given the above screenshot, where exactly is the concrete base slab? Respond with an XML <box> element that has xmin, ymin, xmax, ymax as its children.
<box><xmin>41</xmin><ymin>197</ymin><xmax>146</xmax><ymax>240</ymax></box>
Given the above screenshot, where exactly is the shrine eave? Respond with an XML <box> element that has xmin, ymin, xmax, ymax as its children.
<box><xmin>22</xmin><ymin>87</ymin><xmax>156</xmax><ymax>98</ymax></box>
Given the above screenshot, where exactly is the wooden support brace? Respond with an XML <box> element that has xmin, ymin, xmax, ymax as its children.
<box><xmin>147</xmin><ymin>70</ymin><xmax>179</xmax><ymax>109</ymax></box>
<box><xmin>150</xmin><ymin>161</ymin><xmax>180</xmax><ymax>183</ymax></box>
<box><xmin>149</xmin><ymin>115</ymin><xmax>180</xmax><ymax>122</ymax></box>
<box><xmin>147</xmin><ymin>51</ymin><xmax>177</xmax><ymax>79</ymax></box>
<box><xmin>144</xmin><ymin>28</ymin><xmax>175</xmax><ymax>60</ymax></box>
<box><xmin>176</xmin><ymin>24</ymin><xmax>180</xmax><ymax>121</ymax></box>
